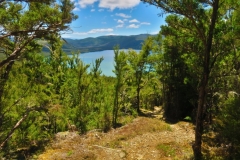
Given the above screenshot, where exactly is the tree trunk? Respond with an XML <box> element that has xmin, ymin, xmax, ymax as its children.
<box><xmin>0</xmin><ymin>111</ymin><xmax>29</xmax><ymax>149</ymax></box>
<box><xmin>0</xmin><ymin>61</ymin><xmax>15</xmax><ymax>130</ymax></box>
<box><xmin>192</xmin><ymin>1</ymin><xmax>219</xmax><ymax>159</ymax></box>
<box><xmin>136</xmin><ymin>86</ymin><xmax>141</xmax><ymax>113</ymax></box>
<box><xmin>0</xmin><ymin>61</ymin><xmax>14</xmax><ymax>101</ymax></box>
<box><xmin>193</xmin><ymin>76</ymin><xmax>208</xmax><ymax>159</ymax></box>
<box><xmin>113</xmin><ymin>81</ymin><xmax>120</xmax><ymax>128</ymax></box>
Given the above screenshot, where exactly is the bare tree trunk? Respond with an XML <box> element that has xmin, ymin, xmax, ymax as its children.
<box><xmin>0</xmin><ymin>62</ymin><xmax>15</xmax><ymax>131</ymax></box>
<box><xmin>0</xmin><ymin>61</ymin><xmax>14</xmax><ymax>101</ymax></box>
<box><xmin>0</xmin><ymin>112</ymin><xmax>28</xmax><ymax>149</ymax></box>
<box><xmin>136</xmin><ymin>86</ymin><xmax>141</xmax><ymax>113</ymax></box>
<box><xmin>193</xmin><ymin>76</ymin><xmax>208</xmax><ymax>159</ymax></box>
<box><xmin>113</xmin><ymin>85</ymin><xmax>119</xmax><ymax>128</ymax></box>
<box><xmin>192</xmin><ymin>1</ymin><xmax>219</xmax><ymax>159</ymax></box>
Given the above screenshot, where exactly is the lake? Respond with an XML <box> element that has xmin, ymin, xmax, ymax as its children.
<box><xmin>80</xmin><ymin>50</ymin><xmax>140</xmax><ymax>77</ymax></box>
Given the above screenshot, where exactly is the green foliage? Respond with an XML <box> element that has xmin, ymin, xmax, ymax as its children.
<box><xmin>128</xmin><ymin>37</ymin><xmax>154</xmax><ymax>112</ymax></box>
<box><xmin>219</xmin><ymin>96</ymin><xmax>240</xmax><ymax>158</ymax></box>
<box><xmin>156</xmin><ymin>143</ymin><xmax>176</xmax><ymax>157</ymax></box>
<box><xmin>0</xmin><ymin>1</ymin><xmax>78</xmax><ymax>155</ymax></box>
<box><xmin>112</xmin><ymin>46</ymin><xmax>130</xmax><ymax>127</ymax></box>
<box><xmin>141</xmin><ymin>0</ymin><xmax>240</xmax><ymax>159</ymax></box>
<box><xmin>153</xmin><ymin>24</ymin><xmax>198</xmax><ymax>120</ymax></box>
<box><xmin>2</xmin><ymin>1</ymin><xmax>240</xmax><ymax>159</ymax></box>
<box><xmin>184</xmin><ymin>116</ymin><xmax>192</xmax><ymax>122</ymax></box>
<box><xmin>112</xmin><ymin>40</ymin><xmax>162</xmax><ymax>127</ymax></box>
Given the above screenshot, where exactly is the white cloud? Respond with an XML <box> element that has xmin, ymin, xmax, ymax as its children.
<box><xmin>106</xmin><ymin>33</ymin><xmax>118</xmax><ymax>36</ymax></box>
<box><xmin>78</xmin><ymin>0</ymin><xmax>98</xmax><ymax>8</ymax></box>
<box><xmin>150</xmin><ymin>31</ymin><xmax>159</xmax><ymax>35</ymax></box>
<box><xmin>88</xmin><ymin>28</ymin><xmax>113</xmax><ymax>34</ymax></box>
<box><xmin>127</xmin><ymin>24</ymin><xmax>140</xmax><ymax>28</ymax></box>
<box><xmin>64</xmin><ymin>28</ymin><xmax>114</xmax><ymax>37</ymax></box>
<box><xmin>91</xmin><ymin>9</ymin><xmax>95</xmax><ymax>12</ymax></box>
<box><xmin>77</xmin><ymin>0</ymin><xmax>140</xmax><ymax>10</ymax></box>
<box><xmin>62</xmin><ymin>28</ymin><xmax>115</xmax><ymax>39</ymax></box>
<box><xmin>73</xmin><ymin>2</ymin><xmax>81</xmax><ymax>11</ymax></box>
<box><xmin>117</xmin><ymin>20</ymin><xmax>124</xmax><ymax>24</ymax></box>
<box><xmin>116</xmin><ymin>13</ymin><xmax>131</xmax><ymax>18</ymax></box>
<box><xmin>73</xmin><ymin>7</ymin><xmax>80</xmax><ymax>11</ymax></box>
<box><xmin>99</xmin><ymin>0</ymin><xmax>140</xmax><ymax>10</ymax></box>
<box><xmin>129</xmin><ymin>19</ymin><xmax>139</xmax><ymax>23</ymax></box>
<box><xmin>116</xmin><ymin>24</ymin><xmax>124</xmax><ymax>28</ymax></box>
<box><xmin>141</xmin><ymin>22</ymin><xmax>151</xmax><ymax>25</ymax></box>
<box><xmin>63</xmin><ymin>32</ymin><xmax>88</xmax><ymax>37</ymax></box>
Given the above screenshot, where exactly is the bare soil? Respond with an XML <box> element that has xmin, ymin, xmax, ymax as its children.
<box><xmin>37</xmin><ymin>107</ymin><xmax>195</xmax><ymax>160</ymax></box>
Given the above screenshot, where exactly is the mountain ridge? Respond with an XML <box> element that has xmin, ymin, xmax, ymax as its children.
<box><xmin>60</xmin><ymin>34</ymin><xmax>154</xmax><ymax>53</ymax></box>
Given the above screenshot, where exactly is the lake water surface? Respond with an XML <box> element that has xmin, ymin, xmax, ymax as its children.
<box><xmin>80</xmin><ymin>50</ymin><xmax>115</xmax><ymax>76</ymax></box>
<box><xmin>80</xmin><ymin>50</ymin><xmax>140</xmax><ymax>77</ymax></box>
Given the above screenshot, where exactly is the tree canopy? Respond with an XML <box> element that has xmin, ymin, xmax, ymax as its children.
<box><xmin>141</xmin><ymin>0</ymin><xmax>240</xmax><ymax>159</ymax></box>
<box><xmin>1</xmin><ymin>0</ymin><xmax>240</xmax><ymax>159</ymax></box>
<box><xmin>0</xmin><ymin>0</ymin><xmax>77</xmax><ymax>151</ymax></box>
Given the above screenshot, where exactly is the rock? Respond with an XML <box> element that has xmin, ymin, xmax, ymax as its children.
<box><xmin>119</xmin><ymin>151</ymin><xmax>126</xmax><ymax>158</ymax></box>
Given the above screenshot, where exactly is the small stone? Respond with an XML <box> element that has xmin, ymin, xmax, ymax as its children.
<box><xmin>119</xmin><ymin>151</ymin><xmax>126</xmax><ymax>158</ymax></box>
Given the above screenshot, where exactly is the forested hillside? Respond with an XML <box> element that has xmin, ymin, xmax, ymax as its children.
<box><xmin>1</xmin><ymin>0</ymin><xmax>240</xmax><ymax>160</ymax></box>
<box><xmin>43</xmin><ymin>34</ymin><xmax>152</xmax><ymax>54</ymax></box>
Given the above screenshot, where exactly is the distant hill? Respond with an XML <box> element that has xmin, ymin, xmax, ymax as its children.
<box><xmin>58</xmin><ymin>34</ymin><xmax>154</xmax><ymax>54</ymax></box>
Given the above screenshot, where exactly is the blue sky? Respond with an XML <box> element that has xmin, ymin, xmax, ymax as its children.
<box><xmin>62</xmin><ymin>0</ymin><xmax>166</xmax><ymax>39</ymax></box>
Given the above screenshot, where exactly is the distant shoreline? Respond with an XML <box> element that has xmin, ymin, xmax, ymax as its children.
<box><xmin>60</xmin><ymin>34</ymin><xmax>155</xmax><ymax>54</ymax></box>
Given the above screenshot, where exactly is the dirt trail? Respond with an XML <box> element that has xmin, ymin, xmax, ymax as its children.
<box><xmin>38</xmin><ymin>108</ymin><xmax>195</xmax><ymax>160</ymax></box>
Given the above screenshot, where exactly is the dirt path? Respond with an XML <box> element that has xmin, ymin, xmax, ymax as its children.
<box><xmin>38</xmin><ymin>108</ymin><xmax>195</xmax><ymax>160</ymax></box>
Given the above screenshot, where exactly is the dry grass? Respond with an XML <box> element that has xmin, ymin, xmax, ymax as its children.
<box><xmin>37</xmin><ymin>112</ymin><xmax>196</xmax><ymax>160</ymax></box>
<box><xmin>37</xmin><ymin>106</ymin><xmax>234</xmax><ymax>160</ymax></box>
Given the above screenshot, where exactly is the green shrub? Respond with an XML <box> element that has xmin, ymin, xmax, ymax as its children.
<box><xmin>219</xmin><ymin>96</ymin><xmax>240</xmax><ymax>159</ymax></box>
